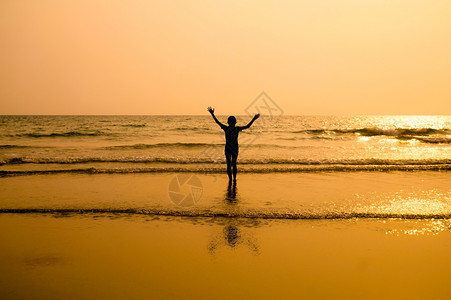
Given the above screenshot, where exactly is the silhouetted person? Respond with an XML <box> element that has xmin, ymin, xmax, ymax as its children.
<box><xmin>208</xmin><ymin>107</ymin><xmax>259</xmax><ymax>183</ymax></box>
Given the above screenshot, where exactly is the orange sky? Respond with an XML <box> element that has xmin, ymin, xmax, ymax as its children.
<box><xmin>1</xmin><ymin>0</ymin><xmax>450</xmax><ymax>115</ymax></box>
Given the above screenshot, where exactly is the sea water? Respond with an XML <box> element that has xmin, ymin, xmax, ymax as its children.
<box><xmin>1</xmin><ymin>115</ymin><xmax>451</xmax><ymax>173</ymax></box>
<box><xmin>1</xmin><ymin>115</ymin><xmax>450</xmax><ymax>220</ymax></box>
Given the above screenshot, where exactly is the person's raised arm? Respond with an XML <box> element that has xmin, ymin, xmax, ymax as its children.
<box><xmin>241</xmin><ymin>114</ymin><xmax>260</xmax><ymax>130</ymax></box>
<box><xmin>207</xmin><ymin>107</ymin><xmax>225</xmax><ymax>128</ymax></box>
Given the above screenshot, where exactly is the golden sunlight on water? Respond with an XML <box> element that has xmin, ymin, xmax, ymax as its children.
<box><xmin>386</xmin><ymin>220</ymin><xmax>451</xmax><ymax>236</ymax></box>
<box><xmin>354</xmin><ymin>190</ymin><xmax>451</xmax><ymax>217</ymax></box>
<box><xmin>370</xmin><ymin>116</ymin><xmax>449</xmax><ymax>129</ymax></box>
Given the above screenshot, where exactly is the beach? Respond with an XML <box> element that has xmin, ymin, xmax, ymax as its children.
<box><xmin>1</xmin><ymin>214</ymin><xmax>450</xmax><ymax>300</ymax></box>
<box><xmin>1</xmin><ymin>172</ymin><xmax>451</xmax><ymax>299</ymax></box>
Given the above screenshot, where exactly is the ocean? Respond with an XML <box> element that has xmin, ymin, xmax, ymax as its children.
<box><xmin>1</xmin><ymin>115</ymin><xmax>450</xmax><ymax>219</ymax></box>
<box><xmin>1</xmin><ymin>115</ymin><xmax>451</xmax><ymax>174</ymax></box>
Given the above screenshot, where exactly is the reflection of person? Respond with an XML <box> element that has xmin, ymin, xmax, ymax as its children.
<box><xmin>208</xmin><ymin>224</ymin><xmax>260</xmax><ymax>255</ymax></box>
<box><xmin>207</xmin><ymin>182</ymin><xmax>260</xmax><ymax>256</ymax></box>
<box><xmin>224</xmin><ymin>225</ymin><xmax>240</xmax><ymax>248</ymax></box>
<box><xmin>207</xmin><ymin>106</ymin><xmax>260</xmax><ymax>183</ymax></box>
<box><xmin>226</xmin><ymin>182</ymin><xmax>237</xmax><ymax>203</ymax></box>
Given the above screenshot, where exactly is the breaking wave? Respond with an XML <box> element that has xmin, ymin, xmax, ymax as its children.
<box><xmin>2</xmin><ymin>157</ymin><xmax>451</xmax><ymax>166</ymax></box>
<box><xmin>414</xmin><ymin>137</ymin><xmax>451</xmax><ymax>144</ymax></box>
<box><xmin>0</xmin><ymin>208</ymin><xmax>449</xmax><ymax>220</ymax></box>
<box><xmin>102</xmin><ymin>143</ymin><xmax>296</xmax><ymax>150</ymax></box>
<box><xmin>294</xmin><ymin>127</ymin><xmax>450</xmax><ymax>137</ymax></box>
<box><xmin>1</xmin><ymin>163</ymin><xmax>451</xmax><ymax>176</ymax></box>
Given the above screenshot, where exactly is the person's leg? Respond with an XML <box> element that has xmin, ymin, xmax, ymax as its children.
<box><xmin>225</xmin><ymin>153</ymin><xmax>232</xmax><ymax>181</ymax></box>
<box><xmin>231</xmin><ymin>153</ymin><xmax>238</xmax><ymax>181</ymax></box>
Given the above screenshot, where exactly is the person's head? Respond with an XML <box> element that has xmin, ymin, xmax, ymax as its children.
<box><xmin>227</xmin><ymin>116</ymin><xmax>237</xmax><ymax>126</ymax></box>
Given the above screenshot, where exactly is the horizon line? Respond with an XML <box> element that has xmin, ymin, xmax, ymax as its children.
<box><xmin>1</xmin><ymin>114</ymin><xmax>451</xmax><ymax>117</ymax></box>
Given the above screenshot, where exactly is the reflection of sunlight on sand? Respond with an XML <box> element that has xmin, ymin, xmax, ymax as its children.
<box><xmin>386</xmin><ymin>220</ymin><xmax>451</xmax><ymax>236</ymax></box>
<box><xmin>355</xmin><ymin>190</ymin><xmax>451</xmax><ymax>216</ymax></box>
<box><xmin>353</xmin><ymin>189</ymin><xmax>451</xmax><ymax>236</ymax></box>
<box><xmin>379</xmin><ymin>195</ymin><xmax>450</xmax><ymax>215</ymax></box>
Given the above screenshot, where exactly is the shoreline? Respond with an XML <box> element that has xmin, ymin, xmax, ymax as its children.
<box><xmin>1</xmin><ymin>209</ymin><xmax>451</xmax><ymax>220</ymax></box>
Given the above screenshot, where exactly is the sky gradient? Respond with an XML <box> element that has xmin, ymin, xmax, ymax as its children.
<box><xmin>1</xmin><ymin>0</ymin><xmax>450</xmax><ymax>115</ymax></box>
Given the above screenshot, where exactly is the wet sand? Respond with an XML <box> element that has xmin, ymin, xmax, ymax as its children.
<box><xmin>0</xmin><ymin>172</ymin><xmax>451</xmax><ymax>299</ymax></box>
<box><xmin>0</xmin><ymin>214</ymin><xmax>450</xmax><ymax>299</ymax></box>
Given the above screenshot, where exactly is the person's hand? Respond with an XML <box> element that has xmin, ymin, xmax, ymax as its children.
<box><xmin>207</xmin><ymin>107</ymin><xmax>214</xmax><ymax>114</ymax></box>
<box><xmin>254</xmin><ymin>113</ymin><xmax>260</xmax><ymax>120</ymax></box>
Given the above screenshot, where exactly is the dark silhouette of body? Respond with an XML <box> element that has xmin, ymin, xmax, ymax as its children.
<box><xmin>208</xmin><ymin>107</ymin><xmax>259</xmax><ymax>182</ymax></box>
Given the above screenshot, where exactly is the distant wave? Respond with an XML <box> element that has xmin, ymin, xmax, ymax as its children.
<box><xmin>10</xmin><ymin>131</ymin><xmax>110</xmax><ymax>138</ymax></box>
<box><xmin>0</xmin><ymin>208</ymin><xmax>449</xmax><ymax>220</ymax></box>
<box><xmin>121</xmin><ymin>124</ymin><xmax>146</xmax><ymax>128</ymax></box>
<box><xmin>293</xmin><ymin>127</ymin><xmax>450</xmax><ymax>137</ymax></box>
<box><xmin>0</xmin><ymin>145</ymin><xmax>38</xmax><ymax>149</ymax></box>
<box><xmin>171</xmin><ymin>127</ymin><xmax>212</xmax><ymax>132</ymax></box>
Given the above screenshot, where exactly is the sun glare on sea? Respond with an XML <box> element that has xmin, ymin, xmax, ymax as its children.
<box><xmin>378</xmin><ymin>116</ymin><xmax>447</xmax><ymax>129</ymax></box>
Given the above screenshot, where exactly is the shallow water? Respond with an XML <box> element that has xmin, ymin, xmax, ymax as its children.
<box><xmin>1</xmin><ymin>173</ymin><xmax>450</xmax><ymax>220</ymax></box>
